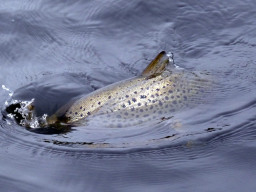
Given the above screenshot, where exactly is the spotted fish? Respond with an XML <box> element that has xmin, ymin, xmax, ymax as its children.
<box><xmin>47</xmin><ymin>51</ymin><xmax>211</xmax><ymax>128</ymax></box>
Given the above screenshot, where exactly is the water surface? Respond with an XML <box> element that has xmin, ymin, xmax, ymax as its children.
<box><xmin>1</xmin><ymin>0</ymin><xmax>256</xmax><ymax>191</ymax></box>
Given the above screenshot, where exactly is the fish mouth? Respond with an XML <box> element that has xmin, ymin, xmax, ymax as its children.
<box><xmin>45</xmin><ymin>114</ymin><xmax>71</xmax><ymax>129</ymax></box>
<box><xmin>46</xmin><ymin>114</ymin><xmax>58</xmax><ymax>126</ymax></box>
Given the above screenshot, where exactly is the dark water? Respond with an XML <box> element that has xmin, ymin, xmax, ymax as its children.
<box><xmin>1</xmin><ymin>0</ymin><xmax>256</xmax><ymax>191</ymax></box>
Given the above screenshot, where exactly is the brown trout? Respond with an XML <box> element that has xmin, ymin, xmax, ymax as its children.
<box><xmin>47</xmin><ymin>51</ymin><xmax>211</xmax><ymax>128</ymax></box>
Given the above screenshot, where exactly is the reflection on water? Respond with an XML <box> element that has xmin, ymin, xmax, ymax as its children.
<box><xmin>1</xmin><ymin>0</ymin><xmax>256</xmax><ymax>191</ymax></box>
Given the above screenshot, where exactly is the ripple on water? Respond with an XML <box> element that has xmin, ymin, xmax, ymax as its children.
<box><xmin>0</xmin><ymin>69</ymin><xmax>220</xmax><ymax>151</ymax></box>
<box><xmin>1</xmin><ymin>53</ymin><xmax>256</xmax><ymax>151</ymax></box>
<box><xmin>1</xmin><ymin>0</ymin><xmax>256</xmax><ymax>191</ymax></box>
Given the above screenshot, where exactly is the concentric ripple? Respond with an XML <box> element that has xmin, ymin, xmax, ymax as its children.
<box><xmin>2</xmin><ymin>68</ymin><xmax>253</xmax><ymax>151</ymax></box>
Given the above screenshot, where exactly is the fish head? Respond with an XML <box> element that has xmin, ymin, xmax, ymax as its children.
<box><xmin>46</xmin><ymin>101</ymin><xmax>75</xmax><ymax>128</ymax></box>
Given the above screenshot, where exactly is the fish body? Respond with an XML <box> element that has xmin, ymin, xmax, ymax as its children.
<box><xmin>47</xmin><ymin>51</ymin><xmax>211</xmax><ymax>128</ymax></box>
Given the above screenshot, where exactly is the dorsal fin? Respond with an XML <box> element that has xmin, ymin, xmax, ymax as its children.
<box><xmin>141</xmin><ymin>51</ymin><xmax>170</xmax><ymax>78</ymax></box>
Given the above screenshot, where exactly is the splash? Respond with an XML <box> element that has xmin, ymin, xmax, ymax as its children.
<box><xmin>2</xmin><ymin>84</ymin><xmax>13</xmax><ymax>97</ymax></box>
<box><xmin>2</xmin><ymin>85</ymin><xmax>48</xmax><ymax>128</ymax></box>
<box><xmin>5</xmin><ymin>98</ymin><xmax>49</xmax><ymax>128</ymax></box>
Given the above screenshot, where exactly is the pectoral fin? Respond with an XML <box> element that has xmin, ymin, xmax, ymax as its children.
<box><xmin>141</xmin><ymin>51</ymin><xmax>170</xmax><ymax>78</ymax></box>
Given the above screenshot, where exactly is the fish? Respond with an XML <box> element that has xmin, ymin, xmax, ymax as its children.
<box><xmin>46</xmin><ymin>51</ymin><xmax>211</xmax><ymax>128</ymax></box>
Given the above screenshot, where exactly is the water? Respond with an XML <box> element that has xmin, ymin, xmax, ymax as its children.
<box><xmin>1</xmin><ymin>0</ymin><xmax>256</xmax><ymax>191</ymax></box>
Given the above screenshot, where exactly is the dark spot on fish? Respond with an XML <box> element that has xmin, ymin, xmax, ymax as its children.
<box><xmin>132</xmin><ymin>98</ymin><xmax>137</xmax><ymax>102</ymax></box>
<box><xmin>98</xmin><ymin>102</ymin><xmax>101</xmax><ymax>105</ymax></box>
<box><xmin>156</xmin><ymin>88</ymin><xmax>160</xmax><ymax>91</ymax></box>
<box><xmin>90</xmin><ymin>98</ymin><xmax>93</xmax><ymax>101</ymax></box>
<box><xmin>140</xmin><ymin>87</ymin><xmax>144</xmax><ymax>90</ymax></box>
<box><xmin>153</xmin><ymin>80</ymin><xmax>156</xmax><ymax>83</ymax></box>
<box><xmin>143</xmin><ymin>114</ymin><xmax>149</xmax><ymax>117</ymax></box>
<box><xmin>155</xmin><ymin>93</ymin><xmax>159</xmax><ymax>97</ymax></box>
<box><xmin>146</xmin><ymin>87</ymin><xmax>149</xmax><ymax>90</ymax></box>
<box><xmin>80</xmin><ymin>106</ymin><xmax>82</xmax><ymax>109</ymax></box>
<box><xmin>151</xmin><ymin>95</ymin><xmax>155</xmax><ymax>98</ymax></box>
<box><xmin>165</xmin><ymin>96</ymin><xmax>169</xmax><ymax>100</ymax></box>
<box><xmin>124</xmin><ymin>112</ymin><xmax>128</xmax><ymax>116</ymax></box>
<box><xmin>80</xmin><ymin>114</ymin><xmax>83</xmax><ymax>117</ymax></box>
<box><xmin>108</xmin><ymin>96</ymin><xmax>111</xmax><ymax>99</ymax></box>
<box><xmin>140</xmin><ymin>95</ymin><xmax>147</xmax><ymax>99</ymax></box>
<box><xmin>122</xmin><ymin>104</ymin><xmax>126</xmax><ymax>108</ymax></box>
<box><xmin>165</xmin><ymin>105</ymin><xmax>169</xmax><ymax>108</ymax></box>
<box><xmin>117</xmin><ymin>124</ymin><xmax>122</xmax><ymax>128</ymax></box>
<box><xmin>134</xmin><ymin>91</ymin><xmax>137</xmax><ymax>94</ymax></box>
<box><xmin>171</xmin><ymin>96</ymin><xmax>174</xmax><ymax>99</ymax></box>
<box><xmin>140</xmin><ymin>109</ymin><xmax>143</xmax><ymax>112</ymax></box>
<box><xmin>152</xmin><ymin>100</ymin><xmax>156</xmax><ymax>103</ymax></box>
<box><xmin>177</xmin><ymin>89</ymin><xmax>180</xmax><ymax>92</ymax></box>
<box><xmin>116</xmin><ymin>115</ymin><xmax>121</xmax><ymax>118</ymax></box>
<box><xmin>172</xmin><ymin>100</ymin><xmax>177</xmax><ymax>105</ymax></box>
<box><xmin>136</xmin><ymin>115</ymin><xmax>139</xmax><ymax>118</ymax></box>
<box><xmin>131</xmin><ymin>107</ymin><xmax>135</xmax><ymax>111</ymax></box>
<box><xmin>159</xmin><ymin>101</ymin><xmax>163</xmax><ymax>106</ymax></box>
<box><xmin>183</xmin><ymin>90</ymin><xmax>186</xmax><ymax>93</ymax></box>
<box><xmin>118</xmin><ymin>97</ymin><xmax>121</xmax><ymax>100</ymax></box>
<box><xmin>87</xmin><ymin>112</ymin><xmax>91</xmax><ymax>115</ymax></box>
<box><xmin>150</xmin><ymin>106</ymin><xmax>154</xmax><ymax>110</ymax></box>
<box><xmin>138</xmin><ymin>103</ymin><xmax>141</xmax><ymax>106</ymax></box>
<box><xmin>183</xmin><ymin>96</ymin><xmax>187</xmax><ymax>100</ymax></box>
<box><xmin>125</xmin><ymin>95</ymin><xmax>129</xmax><ymax>98</ymax></box>
<box><xmin>158</xmin><ymin>111</ymin><xmax>163</xmax><ymax>115</ymax></box>
<box><xmin>83</xmin><ymin>108</ymin><xmax>85</xmax><ymax>111</ymax></box>
<box><xmin>169</xmin><ymin>90</ymin><xmax>173</xmax><ymax>94</ymax></box>
<box><xmin>163</xmin><ymin>86</ymin><xmax>166</xmax><ymax>88</ymax></box>
<box><xmin>128</xmin><ymin>100</ymin><xmax>131</xmax><ymax>105</ymax></box>
<box><xmin>173</xmin><ymin>84</ymin><xmax>176</xmax><ymax>87</ymax></box>
<box><xmin>75</xmin><ymin>112</ymin><xmax>78</xmax><ymax>115</ymax></box>
<box><xmin>69</xmin><ymin>111</ymin><xmax>72</xmax><ymax>114</ymax></box>
<box><xmin>177</xmin><ymin>95</ymin><xmax>180</xmax><ymax>98</ymax></box>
